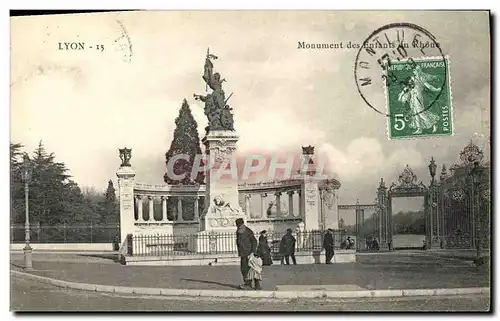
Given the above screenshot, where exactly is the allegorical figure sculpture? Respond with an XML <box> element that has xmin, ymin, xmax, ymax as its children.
<box><xmin>212</xmin><ymin>195</ymin><xmax>239</xmax><ymax>215</ymax></box>
<box><xmin>194</xmin><ymin>48</ymin><xmax>235</xmax><ymax>133</ymax></box>
<box><xmin>398</xmin><ymin>66</ymin><xmax>441</xmax><ymax>134</ymax></box>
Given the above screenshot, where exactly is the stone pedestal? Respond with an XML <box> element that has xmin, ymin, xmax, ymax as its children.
<box><xmin>117</xmin><ymin>165</ymin><xmax>136</xmax><ymax>244</ymax></box>
<box><xmin>302</xmin><ymin>178</ymin><xmax>320</xmax><ymax>231</ymax></box>
<box><xmin>194</xmin><ymin>130</ymin><xmax>246</xmax><ymax>253</ymax></box>
<box><xmin>23</xmin><ymin>244</ymin><xmax>33</xmax><ymax>271</ymax></box>
<box><xmin>321</xmin><ymin>184</ymin><xmax>340</xmax><ymax>230</ymax></box>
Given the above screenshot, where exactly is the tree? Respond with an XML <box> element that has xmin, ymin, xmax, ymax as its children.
<box><xmin>10</xmin><ymin>140</ymin><xmax>123</xmax><ymax>243</ymax></box>
<box><xmin>164</xmin><ymin>99</ymin><xmax>205</xmax><ymax>185</ymax></box>
<box><xmin>10</xmin><ymin>141</ymin><xmax>96</xmax><ymax>226</ymax></box>
<box><xmin>10</xmin><ymin>143</ymin><xmax>24</xmax><ymax>224</ymax></box>
<box><xmin>101</xmin><ymin>180</ymin><xmax>119</xmax><ymax>224</ymax></box>
<box><xmin>28</xmin><ymin>141</ymin><xmax>72</xmax><ymax>225</ymax></box>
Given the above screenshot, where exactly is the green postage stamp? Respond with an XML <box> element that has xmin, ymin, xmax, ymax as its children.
<box><xmin>385</xmin><ymin>57</ymin><xmax>453</xmax><ymax>139</ymax></box>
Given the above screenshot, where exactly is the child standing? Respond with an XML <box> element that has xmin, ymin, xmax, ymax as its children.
<box><xmin>247</xmin><ymin>253</ymin><xmax>263</xmax><ymax>290</ymax></box>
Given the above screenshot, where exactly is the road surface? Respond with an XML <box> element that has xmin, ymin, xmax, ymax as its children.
<box><xmin>10</xmin><ymin>273</ymin><xmax>490</xmax><ymax>312</ymax></box>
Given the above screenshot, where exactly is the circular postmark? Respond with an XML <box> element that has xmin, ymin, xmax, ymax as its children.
<box><xmin>354</xmin><ymin>23</ymin><xmax>448</xmax><ymax>118</ymax></box>
<box><xmin>113</xmin><ymin>20</ymin><xmax>133</xmax><ymax>63</ymax></box>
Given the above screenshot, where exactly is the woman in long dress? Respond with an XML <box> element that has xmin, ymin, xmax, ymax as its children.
<box><xmin>398</xmin><ymin>66</ymin><xmax>441</xmax><ymax>134</ymax></box>
<box><xmin>256</xmin><ymin>230</ymin><xmax>273</xmax><ymax>266</ymax></box>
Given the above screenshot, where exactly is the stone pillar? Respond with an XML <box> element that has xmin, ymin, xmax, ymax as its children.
<box><xmin>302</xmin><ymin>178</ymin><xmax>320</xmax><ymax>231</ymax></box>
<box><xmin>136</xmin><ymin>195</ymin><xmax>143</xmax><ymax>223</ymax></box>
<box><xmin>177</xmin><ymin>197</ymin><xmax>184</xmax><ymax>222</ymax></box>
<box><xmin>200</xmin><ymin>130</ymin><xmax>246</xmax><ymax>232</ymax></box>
<box><xmin>260</xmin><ymin>193</ymin><xmax>268</xmax><ymax>218</ymax></box>
<box><xmin>287</xmin><ymin>191</ymin><xmax>294</xmax><ymax>217</ymax></box>
<box><xmin>297</xmin><ymin>221</ymin><xmax>305</xmax><ymax>249</ymax></box>
<box><xmin>245</xmin><ymin>194</ymin><xmax>252</xmax><ymax>218</ymax></box>
<box><xmin>322</xmin><ymin>185</ymin><xmax>339</xmax><ymax>230</ymax></box>
<box><xmin>297</xmin><ymin>190</ymin><xmax>302</xmax><ymax>218</ymax></box>
<box><xmin>161</xmin><ymin>196</ymin><xmax>169</xmax><ymax>221</ymax></box>
<box><xmin>194</xmin><ymin>196</ymin><xmax>199</xmax><ymax>221</ymax></box>
<box><xmin>319</xmin><ymin>188</ymin><xmax>326</xmax><ymax>230</ymax></box>
<box><xmin>377</xmin><ymin>178</ymin><xmax>388</xmax><ymax>247</ymax></box>
<box><xmin>275</xmin><ymin>192</ymin><xmax>282</xmax><ymax>216</ymax></box>
<box><xmin>117</xmin><ymin>165</ymin><xmax>136</xmax><ymax>244</ymax></box>
<box><xmin>148</xmin><ymin>196</ymin><xmax>154</xmax><ymax>222</ymax></box>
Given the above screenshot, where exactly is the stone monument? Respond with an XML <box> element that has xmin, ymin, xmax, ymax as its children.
<box><xmin>116</xmin><ymin>147</ymin><xmax>136</xmax><ymax>244</ymax></box>
<box><xmin>190</xmin><ymin>49</ymin><xmax>246</xmax><ymax>252</ymax></box>
<box><xmin>299</xmin><ymin>145</ymin><xmax>321</xmax><ymax>231</ymax></box>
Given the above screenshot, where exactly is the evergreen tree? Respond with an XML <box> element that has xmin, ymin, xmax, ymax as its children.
<box><xmin>101</xmin><ymin>180</ymin><xmax>119</xmax><ymax>224</ymax></box>
<box><xmin>28</xmin><ymin>141</ymin><xmax>71</xmax><ymax>225</ymax></box>
<box><xmin>164</xmin><ymin>99</ymin><xmax>205</xmax><ymax>185</ymax></box>
<box><xmin>10</xmin><ymin>140</ymin><xmax>121</xmax><ymax>242</ymax></box>
<box><xmin>10</xmin><ymin>143</ymin><xmax>24</xmax><ymax>224</ymax></box>
<box><xmin>10</xmin><ymin>141</ymin><xmax>94</xmax><ymax>227</ymax></box>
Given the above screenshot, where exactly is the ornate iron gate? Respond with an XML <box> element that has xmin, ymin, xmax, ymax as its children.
<box><xmin>385</xmin><ymin>165</ymin><xmax>429</xmax><ymax>249</ymax></box>
<box><xmin>437</xmin><ymin>141</ymin><xmax>490</xmax><ymax>250</ymax></box>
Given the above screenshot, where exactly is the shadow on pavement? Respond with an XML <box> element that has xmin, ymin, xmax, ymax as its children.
<box><xmin>10</xmin><ymin>263</ymin><xmax>25</xmax><ymax>270</ymax></box>
<box><xmin>77</xmin><ymin>254</ymin><xmax>120</xmax><ymax>263</ymax></box>
<box><xmin>180</xmin><ymin>278</ymin><xmax>241</xmax><ymax>289</ymax></box>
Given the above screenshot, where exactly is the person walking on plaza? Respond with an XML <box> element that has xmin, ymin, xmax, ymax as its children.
<box><xmin>323</xmin><ymin>228</ymin><xmax>335</xmax><ymax>264</ymax></box>
<box><xmin>235</xmin><ymin>218</ymin><xmax>257</xmax><ymax>290</ymax></box>
<box><xmin>256</xmin><ymin>230</ymin><xmax>273</xmax><ymax>266</ymax></box>
<box><xmin>279</xmin><ymin>228</ymin><xmax>297</xmax><ymax>265</ymax></box>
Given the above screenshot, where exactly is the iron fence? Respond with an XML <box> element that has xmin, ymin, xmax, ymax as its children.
<box><xmin>10</xmin><ymin>224</ymin><xmax>120</xmax><ymax>244</ymax></box>
<box><xmin>129</xmin><ymin>229</ymin><xmax>347</xmax><ymax>257</ymax></box>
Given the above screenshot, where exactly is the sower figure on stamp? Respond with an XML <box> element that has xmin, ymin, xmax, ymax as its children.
<box><xmin>323</xmin><ymin>228</ymin><xmax>335</xmax><ymax>264</ymax></box>
<box><xmin>235</xmin><ymin>218</ymin><xmax>258</xmax><ymax>290</ymax></box>
<box><xmin>398</xmin><ymin>66</ymin><xmax>441</xmax><ymax>134</ymax></box>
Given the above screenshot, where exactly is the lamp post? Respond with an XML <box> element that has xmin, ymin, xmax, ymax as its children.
<box><xmin>21</xmin><ymin>153</ymin><xmax>33</xmax><ymax>271</ymax></box>
<box><xmin>427</xmin><ymin>157</ymin><xmax>437</xmax><ymax>249</ymax></box>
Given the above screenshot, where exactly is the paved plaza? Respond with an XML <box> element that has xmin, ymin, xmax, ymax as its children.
<box><xmin>10</xmin><ymin>251</ymin><xmax>489</xmax><ymax>292</ymax></box>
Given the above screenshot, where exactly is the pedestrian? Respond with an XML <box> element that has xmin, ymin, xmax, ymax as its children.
<box><xmin>235</xmin><ymin>218</ymin><xmax>257</xmax><ymax>290</ymax></box>
<box><xmin>279</xmin><ymin>228</ymin><xmax>297</xmax><ymax>265</ymax></box>
<box><xmin>346</xmin><ymin>236</ymin><xmax>355</xmax><ymax>250</ymax></box>
<box><xmin>256</xmin><ymin>230</ymin><xmax>273</xmax><ymax>266</ymax></box>
<box><xmin>323</xmin><ymin>228</ymin><xmax>335</xmax><ymax>264</ymax></box>
<box><xmin>372</xmin><ymin>237</ymin><xmax>379</xmax><ymax>251</ymax></box>
<box><xmin>247</xmin><ymin>253</ymin><xmax>263</xmax><ymax>290</ymax></box>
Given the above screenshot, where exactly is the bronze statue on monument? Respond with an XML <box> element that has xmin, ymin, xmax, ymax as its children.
<box><xmin>194</xmin><ymin>48</ymin><xmax>235</xmax><ymax>134</ymax></box>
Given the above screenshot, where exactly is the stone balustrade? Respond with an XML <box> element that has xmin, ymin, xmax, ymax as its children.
<box><xmin>132</xmin><ymin>179</ymin><xmax>306</xmax><ymax>225</ymax></box>
<box><xmin>133</xmin><ymin>194</ymin><xmax>203</xmax><ymax>225</ymax></box>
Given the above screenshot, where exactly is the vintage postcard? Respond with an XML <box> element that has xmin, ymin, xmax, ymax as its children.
<box><xmin>10</xmin><ymin>11</ymin><xmax>490</xmax><ymax>312</ymax></box>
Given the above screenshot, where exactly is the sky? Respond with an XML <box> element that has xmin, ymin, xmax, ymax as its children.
<box><xmin>10</xmin><ymin>11</ymin><xmax>490</xmax><ymax>223</ymax></box>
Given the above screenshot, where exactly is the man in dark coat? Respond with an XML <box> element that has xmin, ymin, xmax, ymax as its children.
<box><xmin>235</xmin><ymin>218</ymin><xmax>257</xmax><ymax>289</ymax></box>
<box><xmin>256</xmin><ymin>230</ymin><xmax>273</xmax><ymax>266</ymax></box>
<box><xmin>323</xmin><ymin>228</ymin><xmax>335</xmax><ymax>264</ymax></box>
<box><xmin>279</xmin><ymin>228</ymin><xmax>297</xmax><ymax>265</ymax></box>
